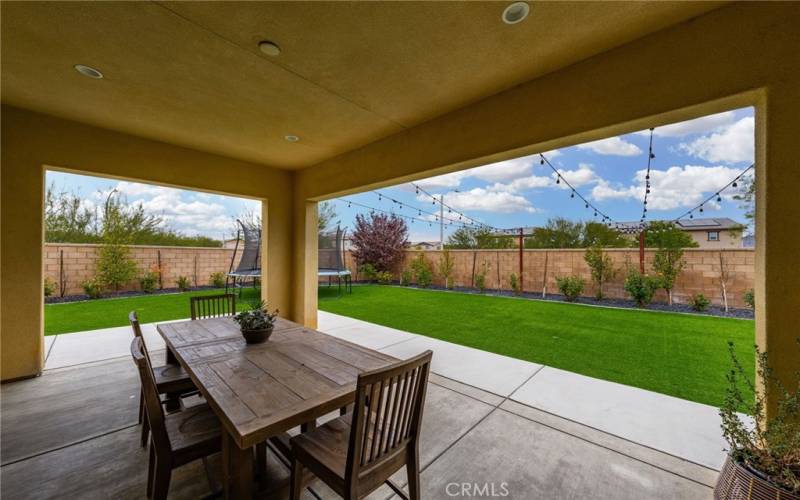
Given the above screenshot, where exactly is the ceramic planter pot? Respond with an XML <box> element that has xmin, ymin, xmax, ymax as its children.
<box><xmin>241</xmin><ymin>327</ymin><xmax>273</xmax><ymax>344</ymax></box>
<box><xmin>714</xmin><ymin>455</ymin><xmax>798</xmax><ymax>500</ymax></box>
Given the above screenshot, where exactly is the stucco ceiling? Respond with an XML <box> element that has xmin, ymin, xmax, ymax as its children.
<box><xmin>1</xmin><ymin>1</ymin><xmax>725</xmax><ymax>170</ymax></box>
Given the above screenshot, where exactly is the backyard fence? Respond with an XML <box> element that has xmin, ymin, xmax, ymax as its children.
<box><xmin>45</xmin><ymin>243</ymin><xmax>755</xmax><ymax>308</ymax></box>
<box><xmin>342</xmin><ymin>248</ymin><xmax>755</xmax><ymax>309</ymax></box>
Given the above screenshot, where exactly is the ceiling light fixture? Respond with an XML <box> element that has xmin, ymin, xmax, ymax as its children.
<box><xmin>74</xmin><ymin>64</ymin><xmax>103</xmax><ymax>79</ymax></box>
<box><xmin>284</xmin><ymin>135</ymin><xmax>300</xmax><ymax>142</ymax></box>
<box><xmin>258</xmin><ymin>41</ymin><xmax>281</xmax><ymax>57</ymax></box>
<box><xmin>502</xmin><ymin>2</ymin><xmax>530</xmax><ymax>25</ymax></box>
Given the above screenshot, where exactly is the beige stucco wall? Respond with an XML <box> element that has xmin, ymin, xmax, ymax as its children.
<box><xmin>687</xmin><ymin>229</ymin><xmax>742</xmax><ymax>249</ymax></box>
<box><xmin>1</xmin><ymin>106</ymin><xmax>292</xmax><ymax>380</ymax></box>
<box><xmin>294</xmin><ymin>4</ymin><xmax>800</xmax><ymax>410</ymax></box>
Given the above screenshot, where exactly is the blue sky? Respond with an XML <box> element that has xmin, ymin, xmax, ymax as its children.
<box><xmin>47</xmin><ymin>107</ymin><xmax>753</xmax><ymax>242</ymax></box>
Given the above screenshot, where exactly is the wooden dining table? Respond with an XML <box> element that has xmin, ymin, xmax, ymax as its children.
<box><xmin>157</xmin><ymin>316</ymin><xmax>398</xmax><ymax>499</ymax></box>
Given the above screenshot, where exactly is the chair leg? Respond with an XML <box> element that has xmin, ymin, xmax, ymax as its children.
<box><xmin>147</xmin><ymin>443</ymin><xmax>156</xmax><ymax>498</ymax></box>
<box><xmin>406</xmin><ymin>445</ymin><xmax>421</xmax><ymax>500</ymax></box>
<box><xmin>255</xmin><ymin>442</ymin><xmax>267</xmax><ymax>487</ymax></box>
<box><xmin>289</xmin><ymin>457</ymin><xmax>303</xmax><ymax>500</ymax></box>
<box><xmin>141</xmin><ymin>410</ymin><xmax>150</xmax><ymax>448</ymax></box>
<box><xmin>151</xmin><ymin>457</ymin><xmax>172</xmax><ymax>500</ymax></box>
<box><xmin>138</xmin><ymin>389</ymin><xmax>144</xmax><ymax>425</ymax></box>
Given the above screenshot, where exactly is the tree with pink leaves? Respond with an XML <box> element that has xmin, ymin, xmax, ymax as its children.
<box><xmin>350</xmin><ymin>213</ymin><xmax>409</xmax><ymax>272</ymax></box>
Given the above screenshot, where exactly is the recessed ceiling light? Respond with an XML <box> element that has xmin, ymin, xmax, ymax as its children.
<box><xmin>284</xmin><ymin>135</ymin><xmax>300</xmax><ymax>142</ymax></box>
<box><xmin>74</xmin><ymin>64</ymin><xmax>103</xmax><ymax>79</ymax></box>
<box><xmin>258</xmin><ymin>41</ymin><xmax>281</xmax><ymax>57</ymax></box>
<box><xmin>502</xmin><ymin>2</ymin><xmax>530</xmax><ymax>25</ymax></box>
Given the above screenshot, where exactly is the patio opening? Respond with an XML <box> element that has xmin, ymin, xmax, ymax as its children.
<box><xmin>315</xmin><ymin>107</ymin><xmax>757</xmax><ymax>471</ymax></box>
<box><xmin>42</xmin><ymin>170</ymin><xmax>264</xmax><ymax>367</ymax></box>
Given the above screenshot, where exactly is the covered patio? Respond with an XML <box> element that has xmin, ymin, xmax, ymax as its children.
<box><xmin>2</xmin><ymin>2</ymin><xmax>799</xmax><ymax>499</ymax></box>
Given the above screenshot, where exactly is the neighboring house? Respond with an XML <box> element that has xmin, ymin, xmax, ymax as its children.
<box><xmin>410</xmin><ymin>241</ymin><xmax>440</xmax><ymax>250</ymax></box>
<box><xmin>619</xmin><ymin>218</ymin><xmax>746</xmax><ymax>248</ymax></box>
<box><xmin>222</xmin><ymin>238</ymin><xmax>239</xmax><ymax>249</ymax></box>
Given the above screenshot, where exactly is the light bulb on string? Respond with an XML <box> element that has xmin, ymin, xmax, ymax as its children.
<box><xmin>570</xmin><ymin>192</ymin><xmax>575</xmax><ymax>198</ymax></box>
<box><xmin>732</xmin><ymin>181</ymin><xmax>738</xmax><ymax>188</ymax></box>
<box><xmin>717</xmin><ymin>194</ymin><xmax>722</xmax><ymax>202</ymax></box>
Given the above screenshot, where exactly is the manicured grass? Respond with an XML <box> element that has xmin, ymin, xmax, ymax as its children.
<box><xmin>45</xmin><ymin>288</ymin><xmax>261</xmax><ymax>335</ymax></box>
<box><xmin>319</xmin><ymin>285</ymin><xmax>755</xmax><ymax>408</ymax></box>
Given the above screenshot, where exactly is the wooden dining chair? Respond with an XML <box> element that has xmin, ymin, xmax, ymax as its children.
<box><xmin>289</xmin><ymin>350</ymin><xmax>433</xmax><ymax>500</ymax></box>
<box><xmin>190</xmin><ymin>293</ymin><xmax>236</xmax><ymax>320</ymax></box>
<box><xmin>129</xmin><ymin>311</ymin><xmax>197</xmax><ymax>447</ymax></box>
<box><xmin>131</xmin><ymin>337</ymin><xmax>222</xmax><ymax>500</ymax></box>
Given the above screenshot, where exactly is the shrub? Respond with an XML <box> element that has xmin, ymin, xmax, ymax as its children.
<box><xmin>350</xmin><ymin>213</ymin><xmax>408</xmax><ymax>272</ymax></box>
<box><xmin>210</xmin><ymin>271</ymin><xmax>226</xmax><ymax>288</ymax></box>
<box><xmin>720</xmin><ymin>340</ymin><xmax>800</xmax><ymax>494</ymax></box>
<box><xmin>96</xmin><ymin>243</ymin><xmax>137</xmax><ymax>292</ymax></box>
<box><xmin>175</xmin><ymin>276</ymin><xmax>191</xmax><ymax>291</ymax></box>
<box><xmin>410</xmin><ymin>253</ymin><xmax>433</xmax><ymax>288</ymax></box>
<box><xmin>82</xmin><ymin>278</ymin><xmax>103</xmax><ymax>299</ymax></box>
<box><xmin>624</xmin><ymin>268</ymin><xmax>659</xmax><ymax>307</ymax></box>
<box><xmin>375</xmin><ymin>271</ymin><xmax>394</xmax><ymax>284</ymax></box>
<box><xmin>509</xmin><ymin>273</ymin><xmax>521</xmax><ymax>295</ymax></box>
<box><xmin>139</xmin><ymin>271</ymin><xmax>159</xmax><ymax>294</ymax></box>
<box><xmin>399</xmin><ymin>270</ymin><xmax>413</xmax><ymax>286</ymax></box>
<box><xmin>556</xmin><ymin>276</ymin><xmax>584</xmax><ymax>302</ymax></box>
<box><xmin>584</xmin><ymin>246</ymin><xmax>616</xmax><ymax>300</ymax></box>
<box><xmin>689</xmin><ymin>293</ymin><xmax>711</xmax><ymax>312</ymax></box>
<box><xmin>743</xmin><ymin>289</ymin><xmax>755</xmax><ymax>309</ymax></box>
<box><xmin>437</xmin><ymin>248</ymin><xmax>455</xmax><ymax>289</ymax></box>
<box><xmin>358</xmin><ymin>263</ymin><xmax>377</xmax><ymax>282</ymax></box>
<box><xmin>474</xmin><ymin>273</ymin><xmax>486</xmax><ymax>292</ymax></box>
<box><xmin>44</xmin><ymin>277</ymin><xmax>57</xmax><ymax>297</ymax></box>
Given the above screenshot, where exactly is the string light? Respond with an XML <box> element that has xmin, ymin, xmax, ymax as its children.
<box><xmin>639</xmin><ymin>128</ymin><xmax>655</xmax><ymax>222</ymax></box>
<box><xmin>675</xmin><ymin>163</ymin><xmax>754</xmax><ymax>222</ymax></box>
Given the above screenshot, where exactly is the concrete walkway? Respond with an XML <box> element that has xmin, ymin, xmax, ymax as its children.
<box><xmin>44</xmin><ymin>311</ymin><xmax>730</xmax><ymax>471</ymax></box>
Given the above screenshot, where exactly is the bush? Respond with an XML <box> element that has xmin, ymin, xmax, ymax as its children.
<box><xmin>689</xmin><ymin>293</ymin><xmax>711</xmax><ymax>312</ymax></box>
<box><xmin>399</xmin><ymin>270</ymin><xmax>412</xmax><ymax>286</ymax></box>
<box><xmin>375</xmin><ymin>271</ymin><xmax>393</xmax><ymax>284</ymax></box>
<box><xmin>720</xmin><ymin>340</ymin><xmax>800</xmax><ymax>494</ymax></box>
<box><xmin>743</xmin><ymin>289</ymin><xmax>755</xmax><ymax>309</ymax></box>
<box><xmin>358</xmin><ymin>263</ymin><xmax>377</xmax><ymax>282</ymax></box>
<box><xmin>350</xmin><ymin>213</ymin><xmax>408</xmax><ymax>273</ymax></box>
<box><xmin>44</xmin><ymin>277</ymin><xmax>57</xmax><ymax>297</ymax></box>
<box><xmin>96</xmin><ymin>243</ymin><xmax>137</xmax><ymax>292</ymax></box>
<box><xmin>474</xmin><ymin>273</ymin><xmax>486</xmax><ymax>292</ymax></box>
<box><xmin>210</xmin><ymin>271</ymin><xmax>226</xmax><ymax>288</ymax></box>
<box><xmin>556</xmin><ymin>276</ymin><xmax>584</xmax><ymax>302</ymax></box>
<box><xmin>410</xmin><ymin>253</ymin><xmax>433</xmax><ymax>288</ymax></box>
<box><xmin>82</xmin><ymin>278</ymin><xmax>103</xmax><ymax>299</ymax></box>
<box><xmin>509</xmin><ymin>273</ymin><xmax>521</xmax><ymax>295</ymax></box>
<box><xmin>624</xmin><ymin>268</ymin><xmax>659</xmax><ymax>307</ymax></box>
<box><xmin>139</xmin><ymin>271</ymin><xmax>159</xmax><ymax>294</ymax></box>
<box><xmin>175</xmin><ymin>276</ymin><xmax>191</xmax><ymax>292</ymax></box>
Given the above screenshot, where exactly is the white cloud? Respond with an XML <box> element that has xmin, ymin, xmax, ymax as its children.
<box><xmin>590</xmin><ymin>164</ymin><xmax>746</xmax><ymax>211</ymax></box>
<box><xmin>577</xmin><ymin>137</ymin><xmax>642</xmax><ymax>156</ymax></box>
<box><xmin>677</xmin><ymin>117</ymin><xmax>754</xmax><ymax>164</ymax></box>
<box><xmin>487</xmin><ymin>175</ymin><xmax>552</xmax><ymax>193</ymax></box>
<box><xmin>637</xmin><ymin>111</ymin><xmax>737</xmax><ymax>138</ymax></box>
<box><xmin>555</xmin><ymin>163</ymin><xmax>600</xmax><ymax>188</ymax></box>
<box><xmin>430</xmin><ymin>188</ymin><xmax>537</xmax><ymax>214</ymax></box>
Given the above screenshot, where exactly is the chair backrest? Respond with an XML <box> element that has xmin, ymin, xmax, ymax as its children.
<box><xmin>345</xmin><ymin>350</ymin><xmax>433</xmax><ymax>488</ymax></box>
<box><xmin>231</xmin><ymin>219</ymin><xmax>261</xmax><ymax>273</ymax></box>
<box><xmin>130</xmin><ymin>337</ymin><xmax>171</xmax><ymax>453</ymax></box>
<box><xmin>129</xmin><ymin>311</ymin><xmax>155</xmax><ymax>368</ymax></box>
<box><xmin>190</xmin><ymin>294</ymin><xmax>236</xmax><ymax>320</ymax></box>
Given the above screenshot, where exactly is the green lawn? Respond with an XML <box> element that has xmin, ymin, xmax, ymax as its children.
<box><xmin>319</xmin><ymin>285</ymin><xmax>755</xmax><ymax>408</ymax></box>
<box><xmin>45</xmin><ymin>288</ymin><xmax>261</xmax><ymax>335</ymax></box>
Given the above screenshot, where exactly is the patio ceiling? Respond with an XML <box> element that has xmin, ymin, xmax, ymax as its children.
<box><xmin>0</xmin><ymin>1</ymin><xmax>724</xmax><ymax>169</ymax></box>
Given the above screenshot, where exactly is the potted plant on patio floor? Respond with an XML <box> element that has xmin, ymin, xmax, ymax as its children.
<box><xmin>233</xmin><ymin>300</ymin><xmax>278</xmax><ymax>344</ymax></box>
<box><xmin>715</xmin><ymin>341</ymin><xmax>799</xmax><ymax>500</ymax></box>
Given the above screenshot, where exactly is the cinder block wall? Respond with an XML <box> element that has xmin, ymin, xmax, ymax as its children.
<box><xmin>44</xmin><ymin>243</ymin><xmax>241</xmax><ymax>295</ymax></box>
<box><xmin>344</xmin><ymin>248</ymin><xmax>755</xmax><ymax>308</ymax></box>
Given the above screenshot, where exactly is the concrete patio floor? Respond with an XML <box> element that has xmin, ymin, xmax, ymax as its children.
<box><xmin>1</xmin><ymin>312</ymin><xmax>726</xmax><ymax>498</ymax></box>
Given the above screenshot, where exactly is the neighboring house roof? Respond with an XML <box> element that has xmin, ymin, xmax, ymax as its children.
<box><xmin>617</xmin><ymin>218</ymin><xmax>743</xmax><ymax>232</ymax></box>
<box><xmin>741</xmin><ymin>234</ymin><xmax>755</xmax><ymax>248</ymax></box>
<box><xmin>411</xmin><ymin>241</ymin><xmax>439</xmax><ymax>248</ymax></box>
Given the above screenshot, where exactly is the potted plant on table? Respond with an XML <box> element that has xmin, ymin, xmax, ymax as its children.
<box><xmin>715</xmin><ymin>341</ymin><xmax>799</xmax><ymax>500</ymax></box>
<box><xmin>233</xmin><ymin>300</ymin><xmax>279</xmax><ymax>344</ymax></box>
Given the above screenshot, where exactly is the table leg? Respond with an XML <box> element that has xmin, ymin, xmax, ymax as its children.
<box><xmin>165</xmin><ymin>347</ymin><xmax>179</xmax><ymax>366</ymax></box>
<box><xmin>223</xmin><ymin>432</ymin><xmax>253</xmax><ymax>500</ymax></box>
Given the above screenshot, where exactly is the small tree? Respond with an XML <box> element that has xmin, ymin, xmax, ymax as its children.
<box><xmin>584</xmin><ymin>245</ymin><xmax>616</xmax><ymax>300</ymax></box>
<box><xmin>653</xmin><ymin>246</ymin><xmax>686</xmax><ymax>305</ymax></box>
<box><xmin>410</xmin><ymin>253</ymin><xmax>433</xmax><ymax>288</ymax></box>
<box><xmin>350</xmin><ymin>213</ymin><xmax>408</xmax><ymax>272</ymax></box>
<box><xmin>96</xmin><ymin>191</ymin><xmax>138</xmax><ymax>292</ymax></box>
<box><xmin>437</xmin><ymin>248</ymin><xmax>455</xmax><ymax>289</ymax></box>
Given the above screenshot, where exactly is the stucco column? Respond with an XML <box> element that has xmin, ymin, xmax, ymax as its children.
<box><xmin>0</xmin><ymin>150</ymin><xmax>46</xmax><ymax>380</ymax></box>
<box><xmin>757</xmin><ymin>84</ymin><xmax>800</xmax><ymax>416</ymax></box>
<box><xmin>290</xmin><ymin>199</ymin><xmax>318</xmax><ymax>328</ymax></box>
